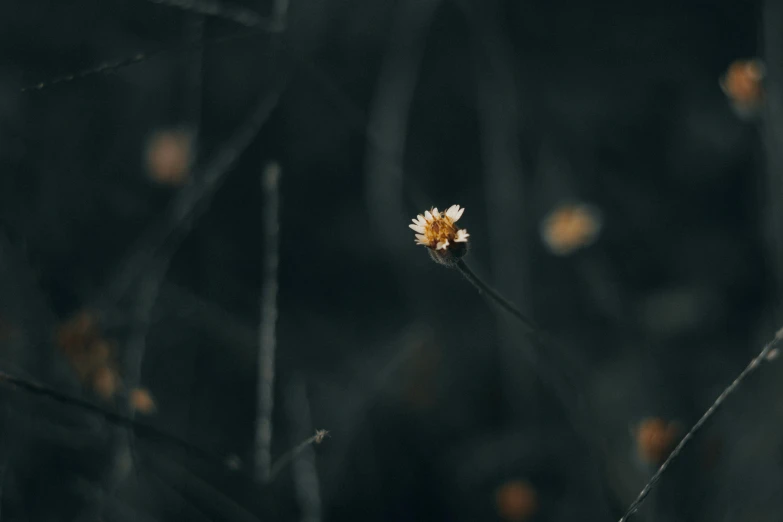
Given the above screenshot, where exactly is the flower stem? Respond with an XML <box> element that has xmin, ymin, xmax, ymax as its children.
<box><xmin>454</xmin><ymin>258</ymin><xmax>616</xmax><ymax>517</ymax></box>
<box><xmin>455</xmin><ymin>259</ymin><xmax>539</xmax><ymax>335</ymax></box>
<box><xmin>618</xmin><ymin>329</ymin><xmax>783</xmax><ymax>522</ymax></box>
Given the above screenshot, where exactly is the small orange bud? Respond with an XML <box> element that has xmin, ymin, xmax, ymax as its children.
<box><xmin>720</xmin><ymin>59</ymin><xmax>765</xmax><ymax>117</ymax></box>
<box><xmin>129</xmin><ymin>388</ymin><xmax>156</xmax><ymax>414</ymax></box>
<box><xmin>635</xmin><ymin>417</ymin><xmax>680</xmax><ymax>465</ymax></box>
<box><xmin>56</xmin><ymin>311</ymin><xmax>114</xmax><ymax>380</ymax></box>
<box><xmin>56</xmin><ymin>311</ymin><xmax>98</xmax><ymax>356</ymax></box>
<box><xmin>495</xmin><ymin>480</ymin><xmax>538</xmax><ymax>521</ymax></box>
<box><xmin>93</xmin><ymin>366</ymin><xmax>120</xmax><ymax>400</ymax></box>
<box><xmin>145</xmin><ymin>128</ymin><xmax>194</xmax><ymax>186</ymax></box>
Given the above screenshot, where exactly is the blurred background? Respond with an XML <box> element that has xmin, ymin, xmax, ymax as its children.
<box><xmin>1</xmin><ymin>0</ymin><xmax>783</xmax><ymax>520</ymax></box>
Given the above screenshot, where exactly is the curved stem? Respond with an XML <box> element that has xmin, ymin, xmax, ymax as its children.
<box><xmin>455</xmin><ymin>259</ymin><xmax>539</xmax><ymax>335</ymax></box>
<box><xmin>454</xmin><ymin>258</ymin><xmax>618</xmax><ymax>516</ymax></box>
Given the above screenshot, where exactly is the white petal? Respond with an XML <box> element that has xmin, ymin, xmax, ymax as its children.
<box><xmin>446</xmin><ymin>205</ymin><xmax>458</xmax><ymax>220</ymax></box>
<box><xmin>436</xmin><ymin>240</ymin><xmax>449</xmax><ymax>250</ymax></box>
<box><xmin>415</xmin><ymin>234</ymin><xmax>427</xmax><ymax>241</ymax></box>
<box><xmin>455</xmin><ymin>229</ymin><xmax>469</xmax><ymax>242</ymax></box>
<box><xmin>432</xmin><ymin>207</ymin><xmax>439</xmax><ymax>217</ymax></box>
<box><xmin>409</xmin><ymin>224</ymin><xmax>426</xmax><ymax>233</ymax></box>
<box><xmin>454</xmin><ymin>206</ymin><xmax>465</xmax><ymax>221</ymax></box>
<box><xmin>424</xmin><ymin>210</ymin><xmax>434</xmax><ymax>222</ymax></box>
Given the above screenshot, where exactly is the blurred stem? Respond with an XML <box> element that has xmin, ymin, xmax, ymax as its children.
<box><xmin>0</xmin><ymin>369</ymin><xmax>225</xmax><ymax>468</ymax></box>
<box><xmin>99</xmin><ymin>77</ymin><xmax>287</xmax><ymax>312</ymax></box>
<box><xmin>268</xmin><ymin>429</ymin><xmax>327</xmax><ymax>482</ymax></box>
<box><xmin>148</xmin><ymin>456</ymin><xmax>261</xmax><ymax>522</ymax></box>
<box><xmin>284</xmin><ymin>377</ymin><xmax>323</xmax><ymax>522</ymax></box>
<box><xmin>618</xmin><ymin>329</ymin><xmax>783</xmax><ymax>522</ymax></box>
<box><xmin>255</xmin><ymin>163</ymin><xmax>281</xmax><ymax>483</ymax></box>
<box><xmin>142</xmin><ymin>0</ymin><xmax>277</xmax><ymax>30</ymax></box>
<box><xmin>456</xmin><ymin>258</ymin><xmax>617</xmax><ymax>518</ymax></box>
<box><xmin>363</xmin><ymin>0</ymin><xmax>441</xmax><ymax>254</ymax></box>
<box><xmin>455</xmin><ymin>259</ymin><xmax>538</xmax><ymax>336</ymax></box>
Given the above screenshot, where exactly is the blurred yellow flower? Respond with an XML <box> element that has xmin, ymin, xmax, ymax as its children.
<box><xmin>540</xmin><ymin>202</ymin><xmax>602</xmax><ymax>256</ymax></box>
<box><xmin>720</xmin><ymin>59</ymin><xmax>765</xmax><ymax>117</ymax></box>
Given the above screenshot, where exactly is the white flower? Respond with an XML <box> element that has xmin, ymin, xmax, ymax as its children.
<box><xmin>409</xmin><ymin>205</ymin><xmax>470</xmax><ymax>265</ymax></box>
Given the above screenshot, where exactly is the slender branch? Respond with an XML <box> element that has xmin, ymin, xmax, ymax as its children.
<box><xmin>21</xmin><ymin>28</ymin><xmax>266</xmax><ymax>92</ymax></box>
<box><xmin>285</xmin><ymin>377</ymin><xmax>323</xmax><ymax>522</ymax></box>
<box><xmin>150</xmin><ymin>456</ymin><xmax>263</xmax><ymax>522</ymax></box>
<box><xmin>101</xmin><ymin>267</ymin><xmax>166</xmax><ymax>514</ymax></box>
<box><xmin>455</xmin><ymin>260</ymin><xmax>539</xmax><ymax>336</ymax></box>
<box><xmin>99</xmin><ymin>78</ymin><xmax>287</xmax><ymax>311</ymax></box>
<box><xmin>22</xmin><ymin>52</ymin><xmax>152</xmax><ymax>92</ymax></box>
<box><xmin>618</xmin><ymin>329</ymin><xmax>783</xmax><ymax>522</ymax></box>
<box><xmin>125</xmin><ymin>270</ymin><xmax>166</xmax><ymax>397</ymax></box>
<box><xmin>146</xmin><ymin>0</ymin><xmax>279</xmax><ymax>30</ymax></box>
<box><xmin>363</xmin><ymin>0</ymin><xmax>442</xmax><ymax>255</ymax></box>
<box><xmin>255</xmin><ymin>162</ymin><xmax>282</xmax><ymax>483</ymax></box>
<box><xmin>268</xmin><ymin>430</ymin><xmax>329</xmax><ymax>482</ymax></box>
<box><xmin>0</xmin><ymin>369</ymin><xmax>224</xmax><ymax>468</ymax></box>
<box><xmin>271</xmin><ymin>0</ymin><xmax>290</xmax><ymax>31</ymax></box>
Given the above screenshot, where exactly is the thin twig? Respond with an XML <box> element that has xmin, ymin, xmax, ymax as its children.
<box><xmin>99</xmin><ymin>78</ymin><xmax>287</xmax><ymax>311</ymax></box>
<box><xmin>0</xmin><ymin>369</ymin><xmax>225</xmax><ymax>468</ymax></box>
<box><xmin>93</xmin><ymin>267</ymin><xmax>167</xmax><ymax>522</ymax></box>
<box><xmin>464</xmin><ymin>0</ymin><xmax>529</xmax><ymax>322</ymax></box>
<box><xmin>20</xmin><ymin>28</ymin><xmax>266</xmax><ymax>92</ymax></box>
<box><xmin>150</xmin><ymin>456</ymin><xmax>263</xmax><ymax>522</ymax></box>
<box><xmin>255</xmin><ymin>162</ymin><xmax>282</xmax><ymax>483</ymax></box>
<box><xmin>145</xmin><ymin>0</ymin><xmax>280</xmax><ymax>31</ymax></box>
<box><xmin>363</xmin><ymin>0</ymin><xmax>442</xmax><ymax>255</ymax></box>
<box><xmin>271</xmin><ymin>0</ymin><xmax>290</xmax><ymax>31</ymax></box>
<box><xmin>285</xmin><ymin>377</ymin><xmax>323</xmax><ymax>522</ymax></box>
<box><xmin>158</xmin><ymin>282</ymin><xmax>258</xmax><ymax>356</ymax></box>
<box><xmin>269</xmin><ymin>430</ymin><xmax>329</xmax><ymax>482</ymax></box>
<box><xmin>21</xmin><ymin>51</ymin><xmax>152</xmax><ymax>92</ymax></box>
<box><xmin>125</xmin><ymin>270</ymin><xmax>166</xmax><ymax>398</ymax></box>
<box><xmin>141</xmin><ymin>464</ymin><xmax>216</xmax><ymax>522</ymax></box>
<box><xmin>618</xmin><ymin>329</ymin><xmax>783</xmax><ymax>522</ymax></box>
